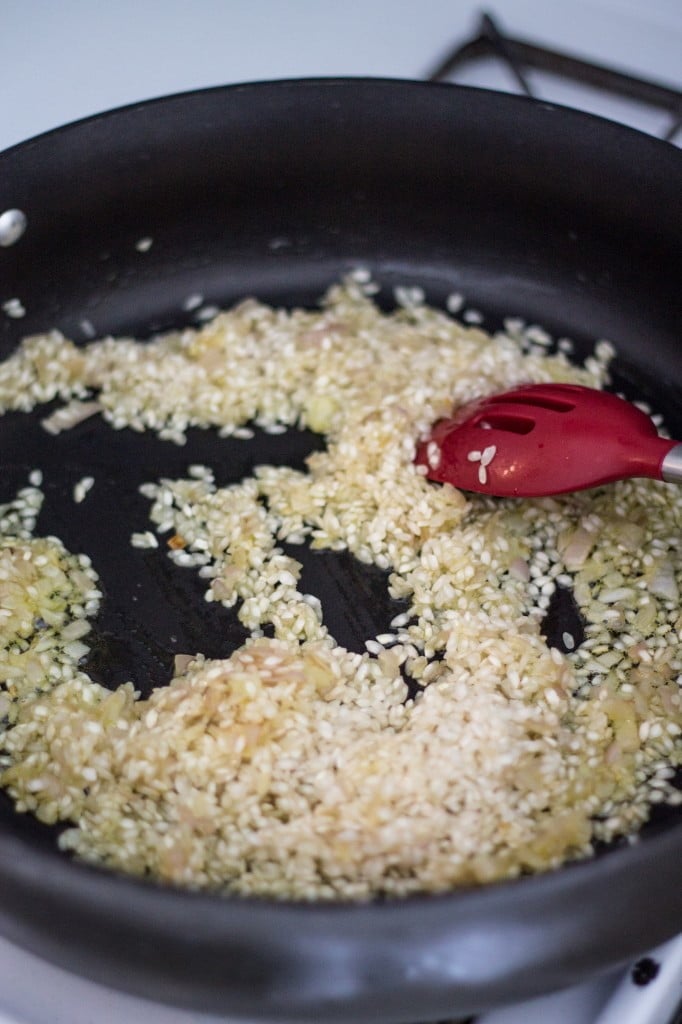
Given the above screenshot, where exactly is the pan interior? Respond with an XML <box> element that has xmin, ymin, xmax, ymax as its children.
<box><xmin>0</xmin><ymin>270</ymin><xmax>680</xmax><ymax>862</ymax></box>
<box><xmin>0</xmin><ymin>80</ymin><xmax>680</xmax><ymax>873</ymax></box>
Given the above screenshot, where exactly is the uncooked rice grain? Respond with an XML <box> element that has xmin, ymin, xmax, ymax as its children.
<box><xmin>0</xmin><ymin>275</ymin><xmax>679</xmax><ymax>900</ymax></box>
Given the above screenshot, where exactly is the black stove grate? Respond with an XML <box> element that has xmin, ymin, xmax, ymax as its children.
<box><xmin>426</xmin><ymin>10</ymin><xmax>682</xmax><ymax>143</ymax></box>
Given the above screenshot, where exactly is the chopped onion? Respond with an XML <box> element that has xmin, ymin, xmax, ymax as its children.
<box><xmin>648</xmin><ymin>559</ymin><xmax>679</xmax><ymax>602</ymax></box>
<box><xmin>41</xmin><ymin>400</ymin><xmax>102</xmax><ymax>435</ymax></box>
<box><xmin>561</xmin><ymin>527</ymin><xmax>594</xmax><ymax>570</ymax></box>
<box><xmin>508</xmin><ymin>557</ymin><xmax>530</xmax><ymax>582</ymax></box>
<box><xmin>173</xmin><ymin>654</ymin><xmax>196</xmax><ymax>675</ymax></box>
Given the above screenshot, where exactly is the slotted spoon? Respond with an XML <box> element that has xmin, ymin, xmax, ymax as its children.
<box><xmin>415</xmin><ymin>382</ymin><xmax>682</xmax><ymax>497</ymax></box>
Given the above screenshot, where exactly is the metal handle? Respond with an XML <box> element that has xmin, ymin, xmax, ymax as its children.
<box><xmin>661</xmin><ymin>443</ymin><xmax>682</xmax><ymax>483</ymax></box>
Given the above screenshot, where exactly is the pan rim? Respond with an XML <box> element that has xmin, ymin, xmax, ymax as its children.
<box><xmin>2</xmin><ymin>74</ymin><xmax>681</xmax><ymax>166</ymax></box>
<box><xmin>0</xmin><ymin>75</ymin><xmax>680</xmax><ymax>1016</ymax></box>
<box><xmin>0</xmin><ymin>73</ymin><xmax>680</xmax><ymax>918</ymax></box>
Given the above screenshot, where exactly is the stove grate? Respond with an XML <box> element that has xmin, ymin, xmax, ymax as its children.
<box><xmin>426</xmin><ymin>11</ymin><xmax>682</xmax><ymax>143</ymax></box>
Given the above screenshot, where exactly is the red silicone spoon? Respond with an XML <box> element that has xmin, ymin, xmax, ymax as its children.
<box><xmin>415</xmin><ymin>383</ymin><xmax>682</xmax><ymax>498</ymax></box>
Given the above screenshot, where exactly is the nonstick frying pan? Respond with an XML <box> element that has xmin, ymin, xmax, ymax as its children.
<box><xmin>0</xmin><ymin>79</ymin><xmax>680</xmax><ymax>1023</ymax></box>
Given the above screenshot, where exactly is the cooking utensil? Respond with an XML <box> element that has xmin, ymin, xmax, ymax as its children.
<box><xmin>415</xmin><ymin>382</ymin><xmax>682</xmax><ymax>497</ymax></box>
<box><xmin>0</xmin><ymin>80</ymin><xmax>680</xmax><ymax>1024</ymax></box>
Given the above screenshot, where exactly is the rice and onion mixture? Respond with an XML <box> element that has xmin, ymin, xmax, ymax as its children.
<box><xmin>0</xmin><ymin>276</ymin><xmax>680</xmax><ymax>899</ymax></box>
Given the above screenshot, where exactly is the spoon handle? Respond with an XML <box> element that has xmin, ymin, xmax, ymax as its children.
<box><xmin>661</xmin><ymin>443</ymin><xmax>682</xmax><ymax>483</ymax></box>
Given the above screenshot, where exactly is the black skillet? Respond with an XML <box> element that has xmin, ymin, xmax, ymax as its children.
<box><xmin>0</xmin><ymin>79</ymin><xmax>680</xmax><ymax>1023</ymax></box>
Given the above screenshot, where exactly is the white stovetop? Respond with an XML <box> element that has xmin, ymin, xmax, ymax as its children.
<box><xmin>1</xmin><ymin>2</ymin><xmax>681</xmax><ymax>1023</ymax></box>
<box><xmin>2</xmin><ymin>0</ymin><xmax>681</xmax><ymax>154</ymax></box>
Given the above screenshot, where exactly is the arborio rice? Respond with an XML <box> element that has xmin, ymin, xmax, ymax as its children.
<box><xmin>0</xmin><ymin>275</ymin><xmax>680</xmax><ymax>899</ymax></box>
